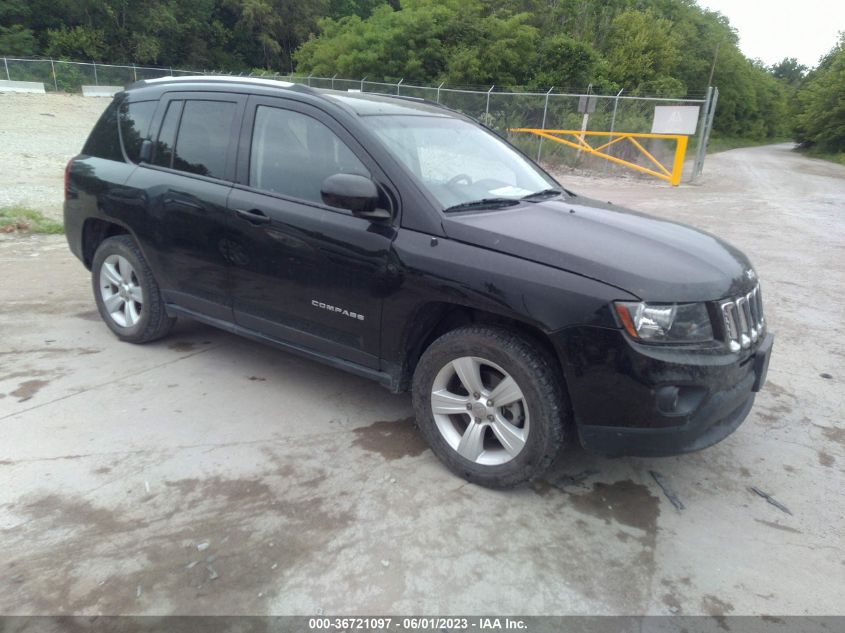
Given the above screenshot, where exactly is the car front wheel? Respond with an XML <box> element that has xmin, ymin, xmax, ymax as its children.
<box><xmin>412</xmin><ymin>325</ymin><xmax>566</xmax><ymax>488</ymax></box>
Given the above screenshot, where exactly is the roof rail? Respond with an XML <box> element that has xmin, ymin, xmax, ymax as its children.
<box><xmin>132</xmin><ymin>74</ymin><xmax>315</xmax><ymax>94</ymax></box>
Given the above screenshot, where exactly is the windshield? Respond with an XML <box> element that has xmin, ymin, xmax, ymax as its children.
<box><xmin>365</xmin><ymin>115</ymin><xmax>559</xmax><ymax>210</ymax></box>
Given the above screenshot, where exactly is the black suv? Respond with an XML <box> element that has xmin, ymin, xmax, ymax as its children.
<box><xmin>65</xmin><ymin>76</ymin><xmax>773</xmax><ymax>487</ymax></box>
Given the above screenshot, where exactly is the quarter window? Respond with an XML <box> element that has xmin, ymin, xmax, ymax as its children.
<box><xmin>119</xmin><ymin>100</ymin><xmax>157</xmax><ymax>163</ymax></box>
<box><xmin>249</xmin><ymin>106</ymin><xmax>369</xmax><ymax>204</ymax></box>
<box><xmin>82</xmin><ymin>100</ymin><xmax>122</xmax><ymax>161</ymax></box>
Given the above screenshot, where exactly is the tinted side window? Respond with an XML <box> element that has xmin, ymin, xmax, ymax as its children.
<box><xmin>249</xmin><ymin>106</ymin><xmax>369</xmax><ymax>204</ymax></box>
<box><xmin>83</xmin><ymin>100</ymin><xmax>122</xmax><ymax>161</ymax></box>
<box><xmin>172</xmin><ymin>100</ymin><xmax>237</xmax><ymax>179</ymax></box>
<box><xmin>153</xmin><ymin>100</ymin><xmax>182</xmax><ymax>169</ymax></box>
<box><xmin>119</xmin><ymin>100</ymin><xmax>157</xmax><ymax>163</ymax></box>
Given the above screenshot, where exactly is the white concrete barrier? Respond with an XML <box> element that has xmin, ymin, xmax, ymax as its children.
<box><xmin>0</xmin><ymin>80</ymin><xmax>46</xmax><ymax>94</ymax></box>
<box><xmin>81</xmin><ymin>85</ymin><xmax>122</xmax><ymax>97</ymax></box>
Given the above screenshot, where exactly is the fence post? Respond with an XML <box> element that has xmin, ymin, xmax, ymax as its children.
<box><xmin>485</xmin><ymin>85</ymin><xmax>494</xmax><ymax>116</ymax></box>
<box><xmin>396</xmin><ymin>78</ymin><xmax>403</xmax><ymax>95</ymax></box>
<box><xmin>307</xmin><ymin>73</ymin><xmax>312</xmax><ymax>87</ymax></box>
<box><xmin>436</xmin><ymin>81</ymin><xmax>444</xmax><ymax>103</ymax></box>
<box><xmin>132</xmin><ymin>64</ymin><xmax>137</xmax><ymax>82</ymax></box>
<box><xmin>92</xmin><ymin>61</ymin><xmax>98</xmax><ymax>85</ymax></box>
<box><xmin>604</xmin><ymin>88</ymin><xmax>624</xmax><ymax>174</ymax></box>
<box><xmin>698</xmin><ymin>87</ymin><xmax>719</xmax><ymax>175</ymax></box>
<box><xmin>578</xmin><ymin>83</ymin><xmax>593</xmax><ymax>154</ymax></box>
<box><xmin>331</xmin><ymin>73</ymin><xmax>337</xmax><ymax>89</ymax></box>
<box><xmin>691</xmin><ymin>86</ymin><xmax>713</xmax><ymax>181</ymax></box>
<box><xmin>2</xmin><ymin>57</ymin><xmax>8</xmax><ymax>81</ymax></box>
<box><xmin>537</xmin><ymin>87</ymin><xmax>553</xmax><ymax>162</ymax></box>
<box><xmin>608</xmin><ymin>88</ymin><xmax>623</xmax><ymax>136</ymax></box>
<box><xmin>49</xmin><ymin>58</ymin><xmax>58</xmax><ymax>91</ymax></box>
<box><xmin>360</xmin><ymin>76</ymin><xmax>366</xmax><ymax>91</ymax></box>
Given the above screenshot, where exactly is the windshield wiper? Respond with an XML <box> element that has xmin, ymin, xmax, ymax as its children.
<box><xmin>443</xmin><ymin>198</ymin><xmax>522</xmax><ymax>213</ymax></box>
<box><xmin>521</xmin><ymin>188</ymin><xmax>564</xmax><ymax>201</ymax></box>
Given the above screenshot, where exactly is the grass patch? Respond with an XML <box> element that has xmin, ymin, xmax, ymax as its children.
<box><xmin>0</xmin><ymin>206</ymin><xmax>64</xmax><ymax>235</ymax></box>
<box><xmin>705</xmin><ymin>136</ymin><xmax>791</xmax><ymax>154</ymax></box>
<box><xmin>795</xmin><ymin>147</ymin><xmax>845</xmax><ymax>166</ymax></box>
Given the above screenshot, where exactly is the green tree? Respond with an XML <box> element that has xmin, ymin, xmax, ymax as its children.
<box><xmin>603</xmin><ymin>9</ymin><xmax>682</xmax><ymax>94</ymax></box>
<box><xmin>45</xmin><ymin>25</ymin><xmax>107</xmax><ymax>60</ymax></box>
<box><xmin>690</xmin><ymin>38</ymin><xmax>786</xmax><ymax>140</ymax></box>
<box><xmin>444</xmin><ymin>11</ymin><xmax>538</xmax><ymax>86</ymax></box>
<box><xmin>771</xmin><ymin>57</ymin><xmax>807</xmax><ymax>87</ymax></box>
<box><xmin>525</xmin><ymin>35</ymin><xmax>601</xmax><ymax>92</ymax></box>
<box><xmin>230</xmin><ymin>0</ymin><xmax>283</xmax><ymax>69</ymax></box>
<box><xmin>0</xmin><ymin>24</ymin><xmax>37</xmax><ymax>55</ymax></box>
<box><xmin>295</xmin><ymin>0</ymin><xmax>479</xmax><ymax>82</ymax></box>
<box><xmin>794</xmin><ymin>34</ymin><xmax>845</xmax><ymax>151</ymax></box>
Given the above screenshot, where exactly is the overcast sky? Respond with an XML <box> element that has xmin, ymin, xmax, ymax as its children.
<box><xmin>699</xmin><ymin>0</ymin><xmax>845</xmax><ymax>68</ymax></box>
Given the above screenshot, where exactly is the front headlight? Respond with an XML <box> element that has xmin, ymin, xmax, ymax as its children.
<box><xmin>614</xmin><ymin>301</ymin><xmax>713</xmax><ymax>343</ymax></box>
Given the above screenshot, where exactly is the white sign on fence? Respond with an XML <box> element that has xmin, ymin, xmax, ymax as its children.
<box><xmin>651</xmin><ymin>105</ymin><xmax>700</xmax><ymax>135</ymax></box>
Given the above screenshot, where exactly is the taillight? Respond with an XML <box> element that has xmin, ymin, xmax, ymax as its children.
<box><xmin>64</xmin><ymin>157</ymin><xmax>74</xmax><ymax>200</ymax></box>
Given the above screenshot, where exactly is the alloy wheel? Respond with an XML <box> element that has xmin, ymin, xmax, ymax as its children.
<box><xmin>430</xmin><ymin>356</ymin><xmax>530</xmax><ymax>466</ymax></box>
<box><xmin>99</xmin><ymin>254</ymin><xmax>144</xmax><ymax>328</ymax></box>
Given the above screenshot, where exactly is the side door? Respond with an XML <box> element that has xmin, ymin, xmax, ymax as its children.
<box><xmin>227</xmin><ymin>96</ymin><xmax>398</xmax><ymax>369</ymax></box>
<box><xmin>125</xmin><ymin>91</ymin><xmax>245</xmax><ymax>321</ymax></box>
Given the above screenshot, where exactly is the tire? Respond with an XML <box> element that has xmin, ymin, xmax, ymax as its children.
<box><xmin>412</xmin><ymin>325</ymin><xmax>566</xmax><ymax>488</ymax></box>
<box><xmin>91</xmin><ymin>235</ymin><xmax>175</xmax><ymax>343</ymax></box>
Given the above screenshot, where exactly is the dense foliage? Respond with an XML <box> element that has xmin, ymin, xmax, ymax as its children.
<box><xmin>0</xmin><ymin>0</ymin><xmax>833</xmax><ymax>142</ymax></box>
<box><xmin>294</xmin><ymin>0</ymin><xmax>791</xmax><ymax>139</ymax></box>
<box><xmin>0</xmin><ymin>0</ymin><xmax>389</xmax><ymax>71</ymax></box>
<box><xmin>793</xmin><ymin>35</ymin><xmax>845</xmax><ymax>153</ymax></box>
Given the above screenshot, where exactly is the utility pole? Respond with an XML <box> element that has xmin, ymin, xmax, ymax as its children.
<box><xmin>707</xmin><ymin>40</ymin><xmax>721</xmax><ymax>87</ymax></box>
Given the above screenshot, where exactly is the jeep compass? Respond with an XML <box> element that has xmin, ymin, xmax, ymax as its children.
<box><xmin>64</xmin><ymin>76</ymin><xmax>773</xmax><ymax>487</ymax></box>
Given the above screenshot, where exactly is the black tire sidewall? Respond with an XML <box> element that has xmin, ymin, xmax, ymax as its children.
<box><xmin>412</xmin><ymin>327</ymin><xmax>564</xmax><ymax>487</ymax></box>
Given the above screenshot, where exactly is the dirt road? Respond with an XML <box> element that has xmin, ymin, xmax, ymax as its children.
<box><xmin>1</xmin><ymin>130</ymin><xmax>843</xmax><ymax>615</ymax></box>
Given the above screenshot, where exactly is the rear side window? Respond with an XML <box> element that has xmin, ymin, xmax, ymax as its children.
<box><xmin>249</xmin><ymin>106</ymin><xmax>368</xmax><ymax>204</ymax></box>
<box><xmin>82</xmin><ymin>100</ymin><xmax>122</xmax><ymax>161</ymax></box>
<box><xmin>172</xmin><ymin>100</ymin><xmax>237</xmax><ymax>179</ymax></box>
<box><xmin>152</xmin><ymin>100</ymin><xmax>182</xmax><ymax>169</ymax></box>
<box><xmin>119</xmin><ymin>100</ymin><xmax>157</xmax><ymax>163</ymax></box>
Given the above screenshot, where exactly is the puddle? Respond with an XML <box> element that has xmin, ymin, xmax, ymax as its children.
<box><xmin>351</xmin><ymin>417</ymin><xmax>428</xmax><ymax>461</ymax></box>
<box><xmin>566</xmin><ymin>480</ymin><xmax>660</xmax><ymax>534</ymax></box>
<box><xmin>11</xmin><ymin>379</ymin><xmax>50</xmax><ymax>402</ymax></box>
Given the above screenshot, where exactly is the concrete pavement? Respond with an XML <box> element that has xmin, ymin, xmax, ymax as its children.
<box><xmin>1</xmin><ymin>144</ymin><xmax>843</xmax><ymax>615</ymax></box>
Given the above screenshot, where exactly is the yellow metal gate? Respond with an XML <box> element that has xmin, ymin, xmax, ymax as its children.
<box><xmin>510</xmin><ymin>128</ymin><xmax>689</xmax><ymax>186</ymax></box>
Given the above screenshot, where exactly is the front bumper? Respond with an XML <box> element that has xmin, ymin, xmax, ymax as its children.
<box><xmin>553</xmin><ymin>327</ymin><xmax>774</xmax><ymax>457</ymax></box>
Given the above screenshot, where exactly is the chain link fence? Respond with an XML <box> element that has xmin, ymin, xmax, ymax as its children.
<box><xmin>1</xmin><ymin>57</ymin><xmax>716</xmax><ymax>182</ymax></box>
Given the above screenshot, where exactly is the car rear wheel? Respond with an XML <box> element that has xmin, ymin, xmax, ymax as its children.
<box><xmin>412</xmin><ymin>325</ymin><xmax>566</xmax><ymax>488</ymax></box>
<box><xmin>91</xmin><ymin>235</ymin><xmax>175</xmax><ymax>343</ymax></box>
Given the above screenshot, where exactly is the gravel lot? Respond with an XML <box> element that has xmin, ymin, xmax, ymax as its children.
<box><xmin>0</xmin><ymin>93</ymin><xmax>844</xmax><ymax>617</ymax></box>
<box><xmin>0</xmin><ymin>93</ymin><xmax>108</xmax><ymax>219</ymax></box>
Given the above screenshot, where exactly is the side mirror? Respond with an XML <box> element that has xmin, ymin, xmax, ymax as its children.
<box><xmin>139</xmin><ymin>139</ymin><xmax>153</xmax><ymax>163</ymax></box>
<box><xmin>321</xmin><ymin>173</ymin><xmax>391</xmax><ymax>221</ymax></box>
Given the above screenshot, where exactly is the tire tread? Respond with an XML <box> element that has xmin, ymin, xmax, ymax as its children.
<box><xmin>412</xmin><ymin>325</ymin><xmax>567</xmax><ymax>488</ymax></box>
<box><xmin>92</xmin><ymin>235</ymin><xmax>175</xmax><ymax>344</ymax></box>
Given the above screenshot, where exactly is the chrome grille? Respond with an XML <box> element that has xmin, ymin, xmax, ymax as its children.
<box><xmin>721</xmin><ymin>284</ymin><xmax>765</xmax><ymax>352</ymax></box>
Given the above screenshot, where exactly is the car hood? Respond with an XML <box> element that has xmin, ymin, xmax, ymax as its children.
<box><xmin>441</xmin><ymin>196</ymin><xmax>755</xmax><ymax>302</ymax></box>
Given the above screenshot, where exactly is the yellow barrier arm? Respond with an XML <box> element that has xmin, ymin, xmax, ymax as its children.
<box><xmin>510</xmin><ymin>128</ymin><xmax>689</xmax><ymax>186</ymax></box>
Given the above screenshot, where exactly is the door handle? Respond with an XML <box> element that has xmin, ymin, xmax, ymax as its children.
<box><xmin>163</xmin><ymin>195</ymin><xmax>204</xmax><ymax>210</ymax></box>
<box><xmin>235</xmin><ymin>208</ymin><xmax>271</xmax><ymax>225</ymax></box>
